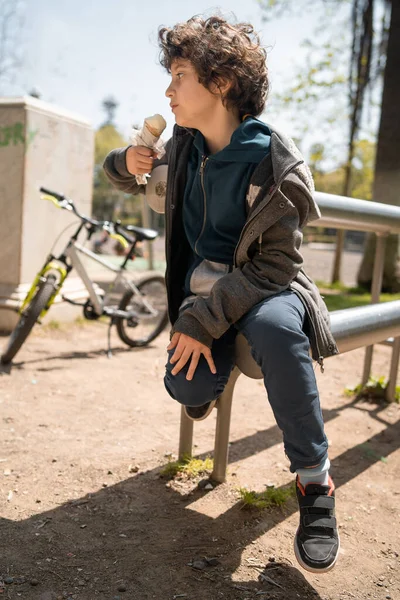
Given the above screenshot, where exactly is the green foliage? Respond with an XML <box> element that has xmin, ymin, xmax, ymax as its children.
<box><xmin>238</xmin><ymin>483</ymin><xmax>296</xmax><ymax>510</ymax></box>
<box><xmin>95</xmin><ymin>124</ymin><xmax>126</xmax><ymax>165</ymax></box>
<box><xmin>344</xmin><ymin>375</ymin><xmax>400</xmax><ymax>403</ymax></box>
<box><xmin>259</xmin><ymin>0</ymin><xmax>384</xmax><ymax>186</ymax></box>
<box><xmin>265</xmin><ymin>6</ymin><xmax>351</xmax><ymax>157</ymax></box>
<box><xmin>92</xmin><ymin>124</ymin><xmax>142</xmax><ymax>222</ymax></box>
<box><xmin>313</xmin><ymin>166</ymin><xmax>347</xmax><ymax>196</ymax></box>
<box><xmin>258</xmin><ymin>0</ymin><xmax>328</xmax><ymax>21</ymax></box>
<box><xmin>310</xmin><ymin>139</ymin><xmax>376</xmax><ymax>199</ymax></box>
<box><xmin>308</xmin><ymin>138</ymin><xmax>375</xmax><ymax>198</ymax></box>
<box><xmin>160</xmin><ymin>454</ymin><xmax>214</xmax><ymax>479</ymax></box>
<box><xmin>350</xmin><ymin>139</ymin><xmax>376</xmax><ymax>200</ymax></box>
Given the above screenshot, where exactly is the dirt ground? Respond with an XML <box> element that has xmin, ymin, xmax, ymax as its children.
<box><xmin>0</xmin><ymin>308</ymin><xmax>399</xmax><ymax>600</ymax></box>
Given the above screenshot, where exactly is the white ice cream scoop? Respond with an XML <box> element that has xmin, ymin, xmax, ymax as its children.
<box><xmin>144</xmin><ymin>114</ymin><xmax>167</xmax><ymax>138</ymax></box>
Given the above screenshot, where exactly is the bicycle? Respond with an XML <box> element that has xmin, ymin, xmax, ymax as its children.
<box><xmin>1</xmin><ymin>187</ymin><xmax>169</xmax><ymax>364</ymax></box>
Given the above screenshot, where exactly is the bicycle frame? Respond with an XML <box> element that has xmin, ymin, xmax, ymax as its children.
<box><xmin>19</xmin><ymin>227</ymin><xmax>158</xmax><ymax>322</ymax></box>
<box><xmin>65</xmin><ymin>241</ymin><xmax>142</xmax><ymax>316</ymax></box>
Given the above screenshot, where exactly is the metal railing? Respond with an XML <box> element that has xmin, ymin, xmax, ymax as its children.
<box><xmin>312</xmin><ymin>192</ymin><xmax>400</xmax><ymax>386</ymax></box>
<box><xmin>314</xmin><ymin>193</ymin><xmax>400</xmax><ymax>235</ymax></box>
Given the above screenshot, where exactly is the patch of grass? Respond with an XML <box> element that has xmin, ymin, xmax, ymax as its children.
<box><xmin>73</xmin><ymin>315</ymin><xmax>106</xmax><ymax>327</ymax></box>
<box><xmin>344</xmin><ymin>375</ymin><xmax>399</xmax><ymax>403</ymax></box>
<box><xmin>43</xmin><ymin>319</ymin><xmax>62</xmax><ymax>330</ymax></box>
<box><xmin>314</xmin><ymin>281</ymin><xmax>400</xmax><ymax>312</ymax></box>
<box><xmin>355</xmin><ymin>443</ymin><xmax>388</xmax><ymax>463</ymax></box>
<box><xmin>74</xmin><ymin>316</ymin><xmax>87</xmax><ymax>326</ymax></box>
<box><xmin>324</xmin><ymin>292</ymin><xmax>400</xmax><ymax>312</ymax></box>
<box><xmin>238</xmin><ymin>483</ymin><xmax>296</xmax><ymax>510</ymax></box>
<box><xmin>160</xmin><ymin>454</ymin><xmax>214</xmax><ymax>479</ymax></box>
<box><xmin>315</xmin><ymin>280</ymin><xmax>349</xmax><ymax>292</ymax></box>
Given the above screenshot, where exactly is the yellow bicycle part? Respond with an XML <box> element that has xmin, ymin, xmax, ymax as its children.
<box><xmin>20</xmin><ymin>262</ymin><xmax>68</xmax><ymax>316</ymax></box>
<box><xmin>40</xmin><ymin>193</ymin><xmax>62</xmax><ymax>208</ymax></box>
<box><xmin>41</xmin><ymin>193</ymin><xmax>129</xmax><ymax>249</ymax></box>
<box><xmin>109</xmin><ymin>233</ymin><xmax>129</xmax><ymax>249</ymax></box>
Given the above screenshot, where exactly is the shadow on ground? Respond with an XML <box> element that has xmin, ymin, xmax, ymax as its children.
<box><xmin>1</xmin><ymin>396</ymin><xmax>398</xmax><ymax>600</ymax></box>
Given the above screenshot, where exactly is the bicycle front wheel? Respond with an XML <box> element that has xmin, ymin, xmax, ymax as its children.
<box><xmin>1</xmin><ymin>275</ymin><xmax>57</xmax><ymax>364</ymax></box>
<box><xmin>116</xmin><ymin>275</ymin><xmax>169</xmax><ymax>347</ymax></box>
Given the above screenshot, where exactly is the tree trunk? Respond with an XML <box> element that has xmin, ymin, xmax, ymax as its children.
<box><xmin>357</xmin><ymin>1</ymin><xmax>400</xmax><ymax>292</ymax></box>
<box><xmin>332</xmin><ymin>0</ymin><xmax>374</xmax><ymax>284</ymax></box>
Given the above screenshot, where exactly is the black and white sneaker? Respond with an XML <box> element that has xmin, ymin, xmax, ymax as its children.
<box><xmin>184</xmin><ymin>400</ymin><xmax>217</xmax><ymax>421</ymax></box>
<box><xmin>294</xmin><ymin>476</ymin><xmax>340</xmax><ymax>573</ymax></box>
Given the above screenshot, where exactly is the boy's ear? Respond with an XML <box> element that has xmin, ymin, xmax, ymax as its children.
<box><xmin>216</xmin><ymin>77</ymin><xmax>232</xmax><ymax>96</ymax></box>
<box><xmin>210</xmin><ymin>75</ymin><xmax>233</xmax><ymax>98</ymax></box>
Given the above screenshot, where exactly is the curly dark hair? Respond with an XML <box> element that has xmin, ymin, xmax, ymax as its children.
<box><xmin>158</xmin><ymin>15</ymin><xmax>269</xmax><ymax>118</ymax></box>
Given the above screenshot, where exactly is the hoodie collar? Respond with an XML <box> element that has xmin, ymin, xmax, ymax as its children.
<box><xmin>193</xmin><ymin>117</ymin><xmax>271</xmax><ymax>163</ymax></box>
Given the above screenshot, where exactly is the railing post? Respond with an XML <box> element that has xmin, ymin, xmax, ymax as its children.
<box><xmin>386</xmin><ymin>337</ymin><xmax>400</xmax><ymax>402</ymax></box>
<box><xmin>178</xmin><ymin>405</ymin><xmax>194</xmax><ymax>460</ymax></box>
<box><xmin>361</xmin><ymin>233</ymin><xmax>388</xmax><ymax>385</ymax></box>
<box><xmin>211</xmin><ymin>367</ymin><xmax>241</xmax><ymax>483</ymax></box>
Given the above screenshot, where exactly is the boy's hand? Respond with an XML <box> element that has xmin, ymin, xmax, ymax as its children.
<box><xmin>168</xmin><ymin>332</ymin><xmax>216</xmax><ymax>381</ymax></box>
<box><xmin>126</xmin><ymin>146</ymin><xmax>158</xmax><ymax>176</ymax></box>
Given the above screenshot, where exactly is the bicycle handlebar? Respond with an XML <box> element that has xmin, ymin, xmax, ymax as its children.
<box><xmin>39</xmin><ymin>187</ymin><xmax>136</xmax><ymax>246</ymax></box>
<box><xmin>39</xmin><ymin>187</ymin><xmax>65</xmax><ymax>202</ymax></box>
<box><xmin>40</xmin><ymin>186</ymin><xmax>104</xmax><ymax>227</ymax></box>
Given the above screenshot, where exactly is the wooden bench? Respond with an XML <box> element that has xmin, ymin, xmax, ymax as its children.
<box><xmin>178</xmin><ymin>301</ymin><xmax>400</xmax><ymax>482</ymax></box>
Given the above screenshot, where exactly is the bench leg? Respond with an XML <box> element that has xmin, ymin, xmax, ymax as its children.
<box><xmin>211</xmin><ymin>367</ymin><xmax>241</xmax><ymax>483</ymax></box>
<box><xmin>386</xmin><ymin>337</ymin><xmax>400</xmax><ymax>402</ymax></box>
<box><xmin>178</xmin><ymin>405</ymin><xmax>194</xmax><ymax>460</ymax></box>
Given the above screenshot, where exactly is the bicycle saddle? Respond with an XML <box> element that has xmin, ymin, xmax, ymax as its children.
<box><xmin>122</xmin><ymin>225</ymin><xmax>158</xmax><ymax>241</ymax></box>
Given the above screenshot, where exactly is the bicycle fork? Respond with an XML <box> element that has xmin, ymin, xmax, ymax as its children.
<box><xmin>20</xmin><ymin>259</ymin><xmax>68</xmax><ymax>319</ymax></box>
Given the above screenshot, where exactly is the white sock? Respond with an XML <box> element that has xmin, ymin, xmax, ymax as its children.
<box><xmin>297</xmin><ymin>457</ymin><xmax>331</xmax><ymax>487</ymax></box>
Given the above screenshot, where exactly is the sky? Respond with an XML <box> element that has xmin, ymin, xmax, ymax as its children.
<box><xmin>3</xmin><ymin>0</ymin><xmax>361</xmax><ymax>163</ymax></box>
<box><xmin>12</xmin><ymin>0</ymin><xmax>324</xmax><ymax>138</ymax></box>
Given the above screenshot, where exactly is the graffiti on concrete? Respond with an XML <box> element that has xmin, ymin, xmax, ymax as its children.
<box><xmin>0</xmin><ymin>122</ymin><xmax>39</xmax><ymax>147</ymax></box>
<box><xmin>27</xmin><ymin>128</ymin><xmax>39</xmax><ymax>145</ymax></box>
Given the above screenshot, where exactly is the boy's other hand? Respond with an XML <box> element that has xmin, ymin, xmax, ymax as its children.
<box><xmin>126</xmin><ymin>146</ymin><xmax>158</xmax><ymax>176</ymax></box>
<box><xmin>168</xmin><ymin>332</ymin><xmax>216</xmax><ymax>381</ymax></box>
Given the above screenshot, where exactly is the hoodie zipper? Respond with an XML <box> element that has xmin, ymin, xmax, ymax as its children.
<box><xmin>194</xmin><ymin>155</ymin><xmax>209</xmax><ymax>255</ymax></box>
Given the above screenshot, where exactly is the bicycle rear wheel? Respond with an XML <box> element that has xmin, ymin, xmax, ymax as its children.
<box><xmin>116</xmin><ymin>275</ymin><xmax>169</xmax><ymax>347</ymax></box>
<box><xmin>1</xmin><ymin>275</ymin><xmax>57</xmax><ymax>364</ymax></box>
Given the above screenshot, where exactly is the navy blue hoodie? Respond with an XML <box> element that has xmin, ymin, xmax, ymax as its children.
<box><xmin>183</xmin><ymin>117</ymin><xmax>272</xmax><ymax>293</ymax></box>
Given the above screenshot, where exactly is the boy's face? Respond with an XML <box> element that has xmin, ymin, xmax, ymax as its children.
<box><xmin>165</xmin><ymin>59</ymin><xmax>222</xmax><ymax>129</ymax></box>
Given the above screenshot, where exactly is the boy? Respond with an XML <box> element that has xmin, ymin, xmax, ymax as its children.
<box><xmin>104</xmin><ymin>15</ymin><xmax>340</xmax><ymax>573</ymax></box>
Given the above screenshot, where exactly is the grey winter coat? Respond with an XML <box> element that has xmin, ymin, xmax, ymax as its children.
<box><xmin>103</xmin><ymin>124</ymin><xmax>339</xmax><ymax>368</ymax></box>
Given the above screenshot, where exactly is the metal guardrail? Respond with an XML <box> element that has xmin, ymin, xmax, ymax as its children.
<box><xmin>332</xmin><ymin>300</ymin><xmax>400</xmax><ymax>352</ymax></box>
<box><xmin>314</xmin><ymin>193</ymin><xmax>400</xmax><ymax>234</ymax></box>
<box><xmin>312</xmin><ymin>192</ymin><xmax>400</xmax><ymax>386</ymax></box>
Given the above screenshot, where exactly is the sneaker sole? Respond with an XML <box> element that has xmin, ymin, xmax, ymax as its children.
<box><xmin>183</xmin><ymin>399</ymin><xmax>217</xmax><ymax>422</ymax></box>
<box><xmin>293</xmin><ymin>529</ymin><xmax>341</xmax><ymax>574</ymax></box>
